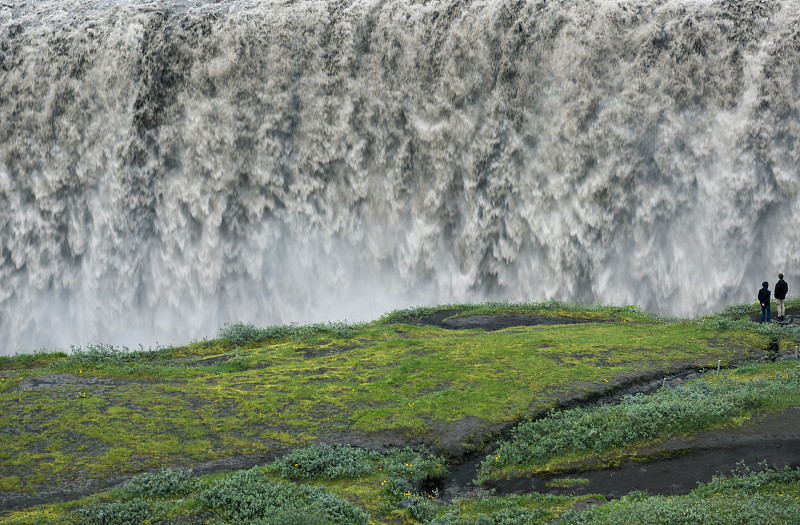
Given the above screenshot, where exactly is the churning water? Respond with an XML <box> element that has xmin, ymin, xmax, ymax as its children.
<box><xmin>1</xmin><ymin>0</ymin><xmax>799</xmax><ymax>352</ymax></box>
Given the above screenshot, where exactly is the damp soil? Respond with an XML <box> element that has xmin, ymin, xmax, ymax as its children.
<box><xmin>2</xmin><ymin>310</ymin><xmax>799</xmax><ymax>515</ymax></box>
<box><xmin>451</xmin><ymin>407</ymin><xmax>800</xmax><ymax>502</ymax></box>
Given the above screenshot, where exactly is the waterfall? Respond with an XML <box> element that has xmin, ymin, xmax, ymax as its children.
<box><xmin>1</xmin><ymin>0</ymin><xmax>799</xmax><ymax>353</ymax></box>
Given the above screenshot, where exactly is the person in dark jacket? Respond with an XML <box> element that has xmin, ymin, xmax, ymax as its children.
<box><xmin>775</xmin><ymin>273</ymin><xmax>788</xmax><ymax>321</ymax></box>
<box><xmin>758</xmin><ymin>281</ymin><xmax>771</xmax><ymax>323</ymax></box>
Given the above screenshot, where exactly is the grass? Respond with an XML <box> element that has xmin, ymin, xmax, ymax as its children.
<box><xmin>0</xmin><ymin>299</ymin><xmax>799</xmax><ymax>523</ymax></box>
<box><xmin>0</xmin><ymin>319</ymin><xmax>765</xmax><ymax>489</ymax></box>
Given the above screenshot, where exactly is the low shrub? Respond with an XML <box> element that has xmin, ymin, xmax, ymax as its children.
<box><xmin>199</xmin><ymin>466</ymin><xmax>369</xmax><ymax>524</ymax></box>
<box><xmin>0</xmin><ymin>349</ymin><xmax>68</xmax><ymax>370</ymax></box>
<box><xmin>219</xmin><ymin>322</ymin><xmax>278</xmax><ymax>346</ymax></box>
<box><xmin>407</xmin><ymin>496</ymin><xmax>438</xmax><ymax>522</ymax></box>
<box><xmin>64</xmin><ymin>344</ymin><xmax>139</xmax><ymax>367</ymax></box>
<box><xmin>267</xmin><ymin>443</ymin><xmax>379</xmax><ymax>479</ymax></box>
<box><xmin>72</xmin><ymin>500</ymin><xmax>167</xmax><ymax>525</ymax></box>
<box><xmin>479</xmin><ymin>369</ymin><xmax>800</xmax><ymax>480</ymax></box>
<box><xmin>382</xmin><ymin>446</ymin><xmax>448</xmax><ymax>484</ymax></box>
<box><xmin>121</xmin><ymin>467</ymin><xmax>198</xmax><ymax>497</ymax></box>
<box><xmin>58</xmin><ymin>343</ymin><xmax>175</xmax><ymax>369</ymax></box>
<box><xmin>220</xmin><ymin>321</ymin><xmax>366</xmax><ymax>346</ymax></box>
<box><xmin>379</xmin><ymin>476</ymin><xmax>416</xmax><ymax>508</ymax></box>
<box><xmin>267</xmin><ymin>444</ymin><xmax>448</xmax><ymax>484</ymax></box>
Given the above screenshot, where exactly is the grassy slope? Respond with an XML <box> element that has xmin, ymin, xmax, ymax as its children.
<box><xmin>1</xmin><ymin>300</ymin><xmax>799</xmax><ymax>523</ymax></box>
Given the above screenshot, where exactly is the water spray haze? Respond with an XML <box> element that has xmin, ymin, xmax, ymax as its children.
<box><xmin>1</xmin><ymin>0</ymin><xmax>799</xmax><ymax>353</ymax></box>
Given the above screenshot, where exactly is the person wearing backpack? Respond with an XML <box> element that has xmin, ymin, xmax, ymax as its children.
<box><xmin>775</xmin><ymin>273</ymin><xmax>788</xmax><ymax>321</ymax></box>
<box><xmin>758</xmin><ymin>281</ymin><xmax>771</xmax><ymax>323</ymax></box>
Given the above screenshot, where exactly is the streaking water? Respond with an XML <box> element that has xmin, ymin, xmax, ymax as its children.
<box><xmin>1</xmin><ymin>0</ymin><xmax>799</xmax><ymax>353</ymax></box>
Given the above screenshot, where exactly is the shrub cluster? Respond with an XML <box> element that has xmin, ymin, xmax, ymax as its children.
<box><xmin>63</xmin><ymin>344</ymin><xmax>142</xmax><ymax>367</ymax></box>
<box><xmin>267</xmin><ymin>444</ymin><xmax>448</xmax><ymax>522</ymax></box>
<box><xmin>72</xmin><ymin>500</ymin><xmax>167</xmax><ymax>525</ymax></box>
<box><xmin>0</xmin><ymin>349</ymin><xmax>68</xmax><ymax>371</ymax></box>
<box><xmin>199</xmin><ymin>466</ymin><xmax>369</xmax><ymax>524</ymax></box>
<box><xmin>480</xmin><ymin>369</ymin><xmax>800</xmax><ymax>480</ymax></box>
<box><xmin>719</xmin><ymin>302</ymin><xmax>758</xmax><ymax>320</ymax></box>
<box><xmin>57</xmin><ymin>343</ymin><xmax>175</xmax><ymax>369</ymax></box>
<box><xmin>120</xmin><ymin>467</ymin><xmax>198</xmax><ymax>497</ymax></box>
<box><xmin>268</xmin><ymin>444</ymin><xmax>448</xmax><ymax>484</ymax></box>
<box><xmin>220</xmin><ymin>321</ymin><xmax>365</xmax><ymax>346</ymax></box>
<box><xmin>267</xmin><ymin>443</ymin><xmax>379</xmax><ymax>479</ymax></box>
<box><xmin>382</xmin><ymin>446</ymin><xmax>449</xmax><ymax>484</ymax></box>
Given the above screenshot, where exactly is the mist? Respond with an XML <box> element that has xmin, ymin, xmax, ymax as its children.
<box><xmin>1</xmin><ymin>0</ymin><xmax>799</xmax><ymax>353</ymax></box>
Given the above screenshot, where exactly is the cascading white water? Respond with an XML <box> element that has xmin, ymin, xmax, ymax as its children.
<box><xmin>1</xmin><ymin>0</ymin><xmax>799</xmax><ymax>353</ymax></box>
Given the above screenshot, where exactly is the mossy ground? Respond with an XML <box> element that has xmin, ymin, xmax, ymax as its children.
<box><xmin>1</xmin><ymin>300</ymin><xmax>799</xmax><ymax>523</ymax></box>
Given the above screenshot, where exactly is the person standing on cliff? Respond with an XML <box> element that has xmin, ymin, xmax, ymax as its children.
<box><xmin>775</xmin><ymin>273</ymin><xmax>788</xmax><ymax>321</ymax></box>
<box><xmin>758</xmin><ymin>281</ymin><xmax>771</xmax><ymax>323</ymax></box>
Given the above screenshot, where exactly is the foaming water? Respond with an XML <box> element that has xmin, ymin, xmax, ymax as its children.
<box><xmin>1</xmin><ymin>0</ymin><xmax>799</xmax><ymax>352</ymax></box>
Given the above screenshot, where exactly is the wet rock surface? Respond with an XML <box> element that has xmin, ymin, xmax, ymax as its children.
<box><xmin>750</xmin><ymin>306</ymin><xmax>800</xmax><ymax>326</ymax></box>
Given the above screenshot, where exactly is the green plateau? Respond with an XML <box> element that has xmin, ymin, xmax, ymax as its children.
<box><xmin>1</xmin><ymin>299</ymin><xmax>799</xmax><ymax>524</ymax></box>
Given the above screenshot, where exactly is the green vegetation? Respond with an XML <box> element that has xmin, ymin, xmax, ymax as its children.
<box><xmin>1</xmin><ymin>299</ymin><xmax>799</xmax><ymax>524</ymax></box>
<box><xmin>377</xmin><ymin>300</ymin><xmax>661</xmax><ymax>324</ymax></box>
<box><xmin>266</xmin><ymin>444</ymin><xmax>447</xmax><ymax>485</ymax></box>
<box><xmin>479</xmin><ymin>365</ymin><xmax>800</xmax><ymax>480</ymax></box>
<box><xmin>3</xmin><ymin>302</ymin><xmax>766</xmax><ymax>491</ymax></box>
<box><xmin>119</xmin><ymin>467</ymin><xmax>199</xmax><ymax>497</ymax></box>
<box><xmin>219</xmin><ymin>320</ymin><xmax>367</xmax><ymax>347</ymax></box>
<box><xmin>198</xmin><ymin>467</ymin><xmax>370</xmax><ymax>525</ymax></box>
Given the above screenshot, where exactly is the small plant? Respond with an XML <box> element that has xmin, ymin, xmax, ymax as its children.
<box><xmin>382</xmin><ymin>446</ymin><xmax>448</xmax><ymax>484</ymax></box>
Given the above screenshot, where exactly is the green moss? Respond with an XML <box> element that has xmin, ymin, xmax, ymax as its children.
<box><xmin>0</xmin><ymin>474</ymin><xmax>22</xmax><ymax>491</ymax></box>
<box><xmin>0</xmin><ymin>301</ymin><xmax>795</xmax><ymax>524</ymax></box>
